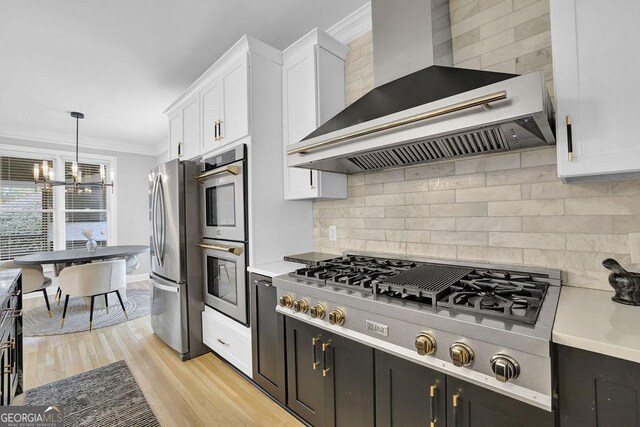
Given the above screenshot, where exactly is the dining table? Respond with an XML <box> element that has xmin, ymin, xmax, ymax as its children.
<box><xmin>14</xmin><ymin>245</ymin><xmax>149</xmax><ymax>308</ymax></box>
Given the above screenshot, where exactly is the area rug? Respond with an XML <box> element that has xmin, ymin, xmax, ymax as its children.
<box><xmin>24</xmin><ymin>289</ymin><xmax>150</xmax><ymax>336</ymax></box>
<box><xmin>26</xmin><ymin>360</ymin><xmax>160</xmax><ymax>426</ymax></box>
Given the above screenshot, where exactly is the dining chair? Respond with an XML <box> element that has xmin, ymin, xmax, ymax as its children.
<box><xmin>57</xmin><ymin>259</ymin><xmax>128</xmax><ymax>331</ymax></box>
<box><xmin>125</xmin><ymin>255</ymin><xmax>140</xmax><ymax>275</ymax></box>
<box><xmin>0</xmin><ymin>261</ymin><xmax>53</xmax><ymax>317</ymax></box>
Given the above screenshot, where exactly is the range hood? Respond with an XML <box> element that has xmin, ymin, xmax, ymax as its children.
<box><xmin>287</xmin><ymin>0</ymin><xmax>555</xmax><ymax>174</ymax></box>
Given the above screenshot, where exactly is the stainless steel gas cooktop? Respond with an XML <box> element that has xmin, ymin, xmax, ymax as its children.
<box><xmin>273</xmin><ymin>252</ymin><xmax>561</xmax><ymax>411</ymax></box>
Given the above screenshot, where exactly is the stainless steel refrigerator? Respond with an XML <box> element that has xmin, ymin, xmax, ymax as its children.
<box><xmin>149</xmin><ymin>159</ymin><xmax>207</xmax><ymax>360</ymax></box>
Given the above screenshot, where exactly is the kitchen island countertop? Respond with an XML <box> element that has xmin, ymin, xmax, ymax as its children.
<box><xmin>553</xmin><ymin>286</ymin><xmax>640</xmax><ymax>363</ymax></box>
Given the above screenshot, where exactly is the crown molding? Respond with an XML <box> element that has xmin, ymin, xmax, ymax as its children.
<box><xmin>0</xmin><ymin>126</ymin><xmax>159</xmax><ymax>156</ymax></box>
<box><xmin>326</xmin><ymin>2</ymin><xmax>372</xmax><ymax>45</ymax></box>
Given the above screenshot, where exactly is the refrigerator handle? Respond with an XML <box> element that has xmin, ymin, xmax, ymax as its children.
<box><xmin>157</xmin><ymin>176</ymin><xmax>166</xmax><ymax>265</ymax></box>
<box><xmin>151</xmin><ymin>175</ymin><xmax>162</xmax><ymax>267</ymax></box>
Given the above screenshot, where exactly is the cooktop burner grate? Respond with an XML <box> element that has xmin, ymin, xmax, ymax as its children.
<box><xmin>375</xmin><ymin>264</ymin><xmax>474</xmax><ymax>302</ymax></box>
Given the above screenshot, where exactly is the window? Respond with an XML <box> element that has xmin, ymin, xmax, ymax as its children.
<box><xmin>0</xmin><ymin>156</ymin><xmax>55</xmax><ymax>260</ymax></box>
<box><xmin>64</xmin><ymin>161</ymin><xmax>109</xmax><ymax>250</ymax></box>
<box><xmin>0</xmin><ymin>146</ymin><xmax>116</xmax><ymax>260</ymax></box>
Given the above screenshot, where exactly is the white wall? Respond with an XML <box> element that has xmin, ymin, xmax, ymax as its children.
<box><xmin>0</xmin><ymin>136</ymin><xmax>157</xmax><ymax>275</ymax></box>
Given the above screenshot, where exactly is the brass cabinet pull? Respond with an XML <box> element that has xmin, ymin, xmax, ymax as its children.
<box><xmin>194</xmin><ymin>165</ymin><xmax>241</xmax><ymax>183</ymax></box>
<box><xmin>429</xmin><ymin>385</ymin><xmax>438</xmax><ymax>427</ymax></box>
<box><xmin>322</xmin><ymin>342</ymin><xmax>330</xmax><ymax>377</ymax></box>
<box><xmin>566</xmin><ymin>115</ymin><xmax>573</xmax><ymax>161</ymax></box>
<box><xmin>312</xmin><ymin>337</ymin><xmax>320</xmax><ymax>370</ymax></box>
<box><xmin>287</xmin><ymin>91</ymin><xmax>507</xmax><ymax>155</ymax></box>
<box><xmin>177</xmin><ymin>141</ymin><xmax>183</xmax><ymax>159</ymax></box>
<box><xmin>452</xmin><ymin>393</ymin><xmax>460</xmax><ymax>427</ymax></box>
<box><xmin>0</xmin><ymin>340</ymin><xmax>15</xmax><ymax>350</ymax></box>
<box><xmin>196</xmin><ymin>242</ymin><xmax>243</xmax><ymax>256</ymax></box>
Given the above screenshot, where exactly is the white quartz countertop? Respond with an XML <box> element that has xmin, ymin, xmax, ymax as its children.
<box><xmin>247</xmin><ymin>261</ymin><xmax>305</xmax><ymax>278</ymax></box>
<box><xmin>553</xmin><ymin>286</ymin><xmax>640</xmax><ymax>363</ymax></box>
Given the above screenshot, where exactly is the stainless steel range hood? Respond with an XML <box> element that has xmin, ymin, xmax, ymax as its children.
<box><xmin>287</xmin><ymin>0</ymin><xmax>555</xmax><ymax>174</ymax></box>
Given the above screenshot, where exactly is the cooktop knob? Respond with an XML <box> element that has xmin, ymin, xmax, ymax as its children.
<box><xmin>292</xmin><ymin>299</ymin><xmax>309</xmax><ymax>313</ymax></box>
<box><xmin>450</xmin><ymin>343</ymin><xmax>474</xmax><ymax>367</ymax></box>
<box><xmin>278</xmin><ymin>294</ymin><xmax>293</xmax><ymax>308</ymax></box>
<box><xmin>415</xmin><ymin>333</ymin><xmax>437</xmax><ymax>356</ymax></box>
<box><xmin>490</xmin><ymin>354</ymin><xmax>520</xmax><ymax>383</ymax></box>
<box><xmin>309</xmin><ymin>304</ymin><xmax>326</xmax><ymax>319</ymax></box>
<box><xmin>328</xmin><ymin>308</ymin><xmax>346</xmax><ymax>326</ymax></box>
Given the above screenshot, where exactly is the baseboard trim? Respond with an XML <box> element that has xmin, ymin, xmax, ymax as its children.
<box><xmin>127</xmin><ymin>273</ymin><xmax>149</xmax><ymax>283</ymax></box>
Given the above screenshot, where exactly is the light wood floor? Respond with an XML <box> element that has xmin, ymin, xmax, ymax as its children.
<box><xmin>22</xmin><ymin>281</ymin><xmax>301</xmax><ymax>427</ymax></box>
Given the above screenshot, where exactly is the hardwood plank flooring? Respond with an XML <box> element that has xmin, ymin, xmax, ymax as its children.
<box><xmin>22</xmin><ymin>281</ymin><xmax>301</xmax><ymax>426</ymax></box>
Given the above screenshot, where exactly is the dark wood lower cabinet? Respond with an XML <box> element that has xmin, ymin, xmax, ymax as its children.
<box><xmin>375</xmin><ymin>350</ymin><xmax>445</xmax><ymax>427</ymax></box>
<box><xmin>249</xmin><ymin>274</ymin><xmax>286</xmax><ymax>404</ymax></box>
<box><xmin>285</xmin><ymin>318</ymin><xmax>374</xmax><ymax>427</ymax></box>
<box><xmin>0</xmin><ymin>270</ymin><xmax>23</xmax><ymax>406</ymax></box>
<box><xmin>323</xmin><ymin>333</ymin><xmax>374</xmax><ymax>427</ymax></box>
<box><xmin>286</xmin><ymin>317</ymin><xmax>327</xmax><ymax>426</ymax></box>
<box><xmin>277</xmin><ymin>316</ymin><xmax>557</xmax><ymax>427</ymax></box>
<box><xmin>446</xmin><ymin>376</ymin><xmax>554</xmax><ymax>427</ymax></box>
<box><xmin>558</xmin><ymin>344</ymin><xmax>640</xmax><ymax>427</ymax></box>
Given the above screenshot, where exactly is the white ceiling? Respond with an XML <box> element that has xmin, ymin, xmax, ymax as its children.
<box><xmin>0</xmin><ymin>0</ymin><xmax>368</xmax><ymax>155</ymax></box>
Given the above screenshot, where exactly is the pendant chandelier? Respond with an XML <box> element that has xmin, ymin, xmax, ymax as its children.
<box><xmin>33</xmin><ymin>112</ymin><xmax>115</xmax><ymax>192</ymax></box>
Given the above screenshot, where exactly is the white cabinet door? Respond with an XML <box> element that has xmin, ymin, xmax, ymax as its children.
<box><xmin>284</xmin><ymin>50</ymin><xmax>320</xmax><ymax>199</ymax></box>
<box><xmin>221</xmin><ymin>57</ymin><xmax>249</xmax><ymax>145</ymax></box>
<box><xmin>552</xmin><ymin>0</ymin><xmax>640</xmax><ymax>179</ymax></box>
<box><xmin>182</xmin><ymin>97</ymin><xmax>200</xmax><ymax>160</ymax></box>
<box><xmin>168</xmin><ymin>111</ymin><xmax>183</xmax><ymax>160</ymax></box>
<box><xmin>201</xmin><ymin>78</ymin><xmax>224</xmax><ymax>153</ymax></box>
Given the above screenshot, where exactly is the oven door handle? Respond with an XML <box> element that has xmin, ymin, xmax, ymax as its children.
<box><xmin>196</xmin><ymin>242</ymin><xmax>243</xmax><ymax>256</ymax></box>
<box><xmin>194</xmin><ymin>165</ymin><xmax>241</xmax><ymax>183</ymax></box>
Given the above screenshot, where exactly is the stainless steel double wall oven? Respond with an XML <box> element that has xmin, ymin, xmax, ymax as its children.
<box><xmin>196</xmin><ymin>145</ymin><xmax>249</xmax><ymax>325</ymax></box>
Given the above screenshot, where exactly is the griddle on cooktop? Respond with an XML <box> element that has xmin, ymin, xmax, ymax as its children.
<box><xmin>375</xmin><ymin>264</ymin><xmax>474</xmax><ymax>303</ymax></box>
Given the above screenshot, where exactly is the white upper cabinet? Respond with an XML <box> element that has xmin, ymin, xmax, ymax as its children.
<box><xmin>165</xmin><ymin>36</ymin><xmax>279</xmax><ymax>160</ymax></box>
<box><xmin>282</xmin><ymin>29</ymin><xmax>348</xmax><ymax>200</ymax></box>
<box><xmin>167</xmin><ymin>95</ymin><xmax>200</xmax><ymax>160</ymax></box>
<box><xmin>168</xmin><ymin>110</ymin><xmax>183</xmax><ymax>161</ymax></box>
<box><xmin>201</xmin><ymin>56</ymin><xmax>249</xmax><ymax>153</ymax></box>
<box><xmin>551</xmin><ymin>0</ymin><xmax>640</xmax><ymax>181</ymax></box>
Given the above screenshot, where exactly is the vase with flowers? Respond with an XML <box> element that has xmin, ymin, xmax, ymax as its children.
<box><xmin>82</xmin><ymin>229</ymin><xmax>98</xmax><ymax>252</ymax></box>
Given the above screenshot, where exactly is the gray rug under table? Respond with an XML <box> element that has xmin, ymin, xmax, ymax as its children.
<box><xmin>26</xmin><ymin>360</ymin><xmax>160</xmax><ymax>426</ymax></box>
<box><xmin>24</xmin><ymin>289</ymin><xmax>150</xmax><ymax>336</ymax></box>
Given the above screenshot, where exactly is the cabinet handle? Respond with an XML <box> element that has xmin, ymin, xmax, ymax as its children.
<box><xmin>177</xmin><ymin>141</ymin><xmax>183</xmax><ymax>159</ymax></box>
<box><xmin>452</xmin><ymin>393</ymin><xmax>460</xmax><ymax>427</ymax></box>
<box><xmin>255</xmin><ymin>279</ymin><xmax>272</xmax><ymax>287</ymax></box>
<box><xmin>216</xmin><ymin>338</ymin><xmax>229</xmax><ymax>346</ymax></box>
<box><xmin>218</xmin><ymin>120</ymin><xmax>223</xmax><ymax>140</ymax></box>
<box><xmin>312</xmin><ymin>337</ymin><xmax>320</xmax><ymax>370</ymax></box>
<box><xmin>0</xmin><ymin>340</ymin><xmax>14</xmax><ymax>350</ymax></box>
<box><xmin>214</xmin><ymin>120</ymin><xmax>219</xmax><ymax>140</ymax></box>
<box><xmin>429</xmin><ymin>385</ymin><xmax>438</xmax><ymax>427</ymax></box>
<box><xmin>566</xmin><ymin>115</ymin><xmax>573</xmax><ymax>162</ymax></box>
<box><xmin>322</xmin><ymin>341</ymin><xmax>330</xmax><ymax>377</ymax></box>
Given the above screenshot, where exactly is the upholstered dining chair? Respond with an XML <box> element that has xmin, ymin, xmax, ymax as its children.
<box><xmin>57</xmin><ymin>259</ymin><xmax>128</xmax><ymax>331</ymax></box>
<box><xmin>0</xmin><ymin>261</ymin><xmax>53</xmax><ymax>317</ymax></box>
<box><xmin>125</xmin><ymin>255</ymin><xmax>140</xmax><ymax>275</ymax></box>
